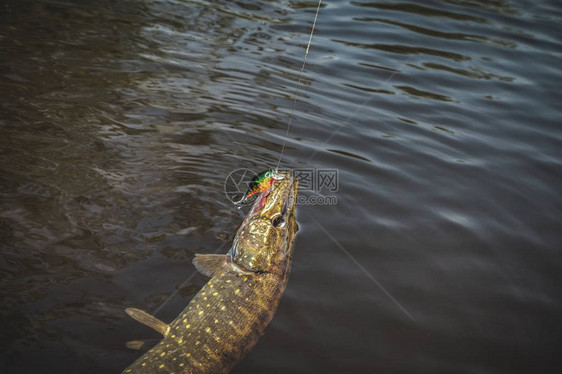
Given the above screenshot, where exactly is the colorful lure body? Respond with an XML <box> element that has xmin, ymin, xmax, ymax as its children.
<box><xmin>237</xmin><ymin>169</ymin><xmax>275</xmax><ymax>204</ymax></box>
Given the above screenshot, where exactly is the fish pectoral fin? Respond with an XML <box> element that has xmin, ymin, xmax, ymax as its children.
<box><xmin>192</xmin><ymin>254</ymin><xmax>229</xmax><ymax>278</ymax></box>
<box><xmin>125</xmin><ymin>308</ymin><xmax>170</xmax><ymax>337</ymax></box>
<box><xmin>126</xmin><ymin>339</ymin><xmax>159</xmax><ymax>351</ymax></box>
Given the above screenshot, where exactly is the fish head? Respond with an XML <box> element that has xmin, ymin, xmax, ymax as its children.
<box><xmin>232</xmin><ymin>172</ymin><xmax>299</xmax><ymax>273</ymax></box>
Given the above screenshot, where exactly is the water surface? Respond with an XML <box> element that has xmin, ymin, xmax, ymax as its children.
<box><xmin>1</xmin><ymin>0</ymin><xmax>561</xmax><ymax>373</ymax></box>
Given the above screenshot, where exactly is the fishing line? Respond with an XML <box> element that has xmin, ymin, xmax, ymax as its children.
<box><xmin>275</xmin><ymin>0</ymin><xmax>322</xmax><ymax>172</ymax></box>
<box><xmin>152</xmin><ymin>0</ymin><xmax>322</xmax><ymax>317</ymax></box>
<box><xmin>308</xmin><ymin>213</ymin><xmax>416</xmax><ymax>322</ymax></box>
<box><xmin>304</xmin><ymin>54</ymin><xmax>415</xmax><ymax>163</ymax></box>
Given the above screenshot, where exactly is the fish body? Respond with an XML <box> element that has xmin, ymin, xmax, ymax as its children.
<box><xmin>123</xmin><ymin>172</ymin><xmax>298</xmax><ymax>374</ymax></box>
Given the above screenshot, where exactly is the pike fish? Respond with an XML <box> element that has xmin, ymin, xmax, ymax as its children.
<box><xmin>122</xmin><ymin>172</ymin><xmax>299</xmax><ymax>373</ymax></box>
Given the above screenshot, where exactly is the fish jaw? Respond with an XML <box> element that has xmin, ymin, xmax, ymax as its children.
<box><xmin>232</xmin><ymin>173</ymin><xmax>298</xmax><ymax>274</ymax></box>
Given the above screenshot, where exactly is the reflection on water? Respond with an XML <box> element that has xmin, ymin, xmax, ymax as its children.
<box><xmin>1</xmin><ymin>0</ymin><xmax>561</xmax><ymax>373</ymax></box>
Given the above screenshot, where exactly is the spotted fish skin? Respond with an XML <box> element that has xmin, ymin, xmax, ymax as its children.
<box><xmin>123</xmin><ymin>173</ymin><xmax>298</xmax><ymax>374</ymax></box>
<box><xmin>123</xmin><ymin>262</ymin><xmax>292</xmax><ymax>374</ymax></box>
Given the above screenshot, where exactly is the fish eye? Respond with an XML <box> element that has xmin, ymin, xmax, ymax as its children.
<box><xmin>271</xmin><ymin>214</ymin><xmax>286</xmax><ymax>229</ymax></box>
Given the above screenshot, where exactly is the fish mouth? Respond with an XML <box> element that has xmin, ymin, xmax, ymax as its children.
<box><xmin>266</xmin><ymin>172</ymin><xmax>297</xmax><ymax>217</ymax></box>
<box><xmin>244</xmin><ymin>172</ymin><xmax>298</xmax><ymax>227</ymax></box>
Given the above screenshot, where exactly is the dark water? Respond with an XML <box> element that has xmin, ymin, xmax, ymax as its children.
<box><xmin>1</xmin><ymin>0</ymin><xmax>561</xmax><ymax>372</ymax></box>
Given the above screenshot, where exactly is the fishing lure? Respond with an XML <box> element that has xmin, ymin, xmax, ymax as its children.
<box><xmin>236</xmin><ymin>169</ymin><xmax>279</xmax><ymax>204</ymax></box>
